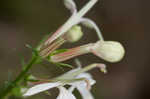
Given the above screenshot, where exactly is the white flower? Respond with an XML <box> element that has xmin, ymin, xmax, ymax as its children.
<box><xmin>23</xmin><ymin>63</ymin><xmax>107</xmax><ymax>99</ymax></box>
<box><xmin>23</xmin><ymin>72</ymin><xmax>95</xmax><ymax>99</ymax></box>
<box><xmin>23</xmin><ymin>70</ymin><xmax>95</xmax><ymax>98</ymax></box>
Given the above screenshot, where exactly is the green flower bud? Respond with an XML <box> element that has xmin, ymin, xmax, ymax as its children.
<box><xmin>92</xmin><ymin>41</ymin><xmax>125</xmax><ymax>63</ymax></box>
<box><xmin>65</xmin><ymin>25</ymin><xmax>83</xmax><ymax>43</ymax></box>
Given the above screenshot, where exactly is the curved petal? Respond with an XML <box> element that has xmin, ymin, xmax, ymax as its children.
<box><xmin>76</xmin><ymin>73</ymin><xmax>96</xmax><ymax>86</ymax></box>
<box><xmin>77</xmin><ymin>86</ymin><xmax>94</xmax><ymax>99</ymax></box>
<box><xmin>57</xmin><ymin>86</ymin><xmax>76</xmax><ymax>99</ymax></box>
<box><xmin>23</xmin><ymin>82</ymin><xmax>61</xmax><ymax>97</ymax></box>
<box><xmin>58</xmin><ymin>65</ymin><xmax>81</xmax><ymax>79</ymax></box>
<box><xmin>64</xmin><ymin>0</ymin><xmax>77</xmax><ymax>14</ymax></box>
<box><xmin>64</xmin><ymin>67</ymin><xmax>81</xmax><ymax>75</ymax></box>
<box><xmin>69</xmin><ymin>73</ymin><xmax>95</xmax><ymax>99</ymax></box>
<box><xmin>80</xmin><ymin>18</ymin><xmax>104</xmax><ymax>41</ymax></box>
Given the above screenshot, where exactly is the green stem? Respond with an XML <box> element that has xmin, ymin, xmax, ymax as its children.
<box><xmin>0</xmin><ymin>56</ymin><xmax>38</xmax><ymax>99</ymax></box>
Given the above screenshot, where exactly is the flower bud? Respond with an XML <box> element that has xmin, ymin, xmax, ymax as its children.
<box><xmin>92</xmin><ymin>41</ymin><xmax>125</xmax><ymax>63</ymax></box>
<box><xmin>65</xmin><ymin>25</ymin><xmax>83</xmax><ymax>43</ymax></box>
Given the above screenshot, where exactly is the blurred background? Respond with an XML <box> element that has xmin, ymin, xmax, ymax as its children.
<box><xmin>0</xmin><ymin>0</ymin><xmax>150</xmax><ymax>99</ymax></box>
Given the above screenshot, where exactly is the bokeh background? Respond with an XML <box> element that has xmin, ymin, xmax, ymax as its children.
<box><xmin>0</xmin><ymin>0</ymin><xmax>150</xmax><ymax>99</ymax></box>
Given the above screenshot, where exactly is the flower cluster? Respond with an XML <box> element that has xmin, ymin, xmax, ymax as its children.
<box><xmin>23</xmin><ymin>0</ymin><xmax>125</xmax><ymax>99</ymax></box>
<box><xmin>24</xmin><ymin>59</ymin><xmax>107</xmax><ymax>99</ymax></box>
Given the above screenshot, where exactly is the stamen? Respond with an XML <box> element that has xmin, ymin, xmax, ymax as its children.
<box><xmin>70</xmin><ymin>63</ymin><xmax>107</xmax><ymax>77</ymax></box>
<box><xmin>80</xmin><ymin>18</ymin><xmax>104</xmax><ymax>41</ymax></box>
<box><xmin>84</xmin><ymin>78</ymin><xmax>91</xmax><ymax>90</ymax></box>
<box><xmin>58</xmin><ymin>63</ymin><xmax>107</xmax><ymax>79</ymax></box>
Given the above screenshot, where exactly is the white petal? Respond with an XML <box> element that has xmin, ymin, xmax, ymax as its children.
<box><xmin>76</xmin><ymin>73</ymin><xmax>96</xmax><ymax>86</ymax></box>
<box><xmin>69</xmin><ymin>73</ymin><xmax>95</xmax><ymax>99</ymax></box>
<box><xmin>65</xmin><ymin>67</ymin><xmax>81</xmax><ymax>75</ymax></box>
<box><xmin>57</xmin><ymin>86</ymin><xmax>76</xmax><ymax>99</ymax></box>
<box><xmin>64</xmin><ymin>0</ymin><xmax>77</xmax><ymax>14</ymax></box>
<box><xmin>68</xmin><ymin>73</ymin><xmax>96</xmax><ymax>90</ymax></box>
<box><xmin>59</xmin><ymin>67</ymin><xmax>81</xmax><ymax>79</ymax></box>
<box><xmin>68</xmin><ymin>86</ymin><xmax>76</xmax><ymax>92</ymax></box>
<box><xmin>69</xmin><ymin>81</ymin><xmax>94</xmax><ymax>99</ymax></box>
<box><xmin>80</xmin><ymin>18</ymin><xmax>104</xmax><ymax>41</ymax></box>
<box><xmin>77</xmin><ymin>86</ymin><xmax>94</xmax><ymax>99</ymax></box>
<box><xmin>23</xmin><ymin>82</ymin><xmax>61</xmax><ymax>97</ymax></box>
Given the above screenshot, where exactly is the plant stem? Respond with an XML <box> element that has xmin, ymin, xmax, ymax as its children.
<box><xmin>0</xmin><ymin>56</ymin><xmax>38</xmax><ymax>99</ymax></box>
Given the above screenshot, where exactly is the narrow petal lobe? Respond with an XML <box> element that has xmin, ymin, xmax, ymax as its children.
<box><xmin>23</xmin><ymin>82</ymin><xmax>61</xmax><ymax>96</ymax></box>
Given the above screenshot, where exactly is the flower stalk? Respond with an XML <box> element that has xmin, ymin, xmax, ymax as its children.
<box><xmin>0</xmin><ymin>56</ymin><xmax>39</xmax><ymax>99</ymax></box>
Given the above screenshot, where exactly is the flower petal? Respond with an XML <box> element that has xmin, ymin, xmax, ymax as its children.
<box><xmin>23</xmin><ymin>82</ymin><xmax>61</xmax><ymax>97</ymax></box>
<box><xmin>57</xmin><ymin>67</ymin><xmax>81</xmax><ymax>80</ymax></box>
<box><xmin>64</xmin><ymin>0</ymin><xmax>77</xmax><ymax>14</ymax></box>
<box><xmin>69</xmin><ymin>73</ymin><xmax>95</xmax><ymax>99</ymax></box>
<box><xmin>76</xmin><ymin>73</ymin><xmax>96</xmax><ymax>86</ymax></box>
<box><xmin>77</xmin><ymin>86</ymin><xmax>94</xmax><ymax>99</ymax></box>
<box><xmin>80</xmin><ymin>18</ymin><xmax>104</xmax><ymax>41</ymax></box>
<box><xmin>57</xmin><ymin>86</ymin><xmax>76</xmax><ymax>99</ymax></box>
